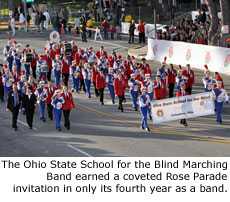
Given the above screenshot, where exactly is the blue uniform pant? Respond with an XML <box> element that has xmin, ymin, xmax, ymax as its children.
<box><xmin>130</xmin><ymin>90</ymin><xmax>138</xmax><ymax>108</ymax></box>
<box><xmin>215</xmin><ymin>101</ymin><xmax>223</xmax><ymax>122</ymax></box>
<box><xmin>204</xmin><ymin>89</ymin><xmax>212</xmax><ymax>92</ymax></box>
<box><xmin>24</xmin><ymin>64</ymin><xmax>30</xmax><ymax>80</ymax></box>
<box><xmin>39</xmin><ymin>70</ymin><xmax>47</xmax><ymax>82</ymax></box>
<box><xmin>84</xmin><ymin>79</ymin><xmax>91</xmax><ymax>97</ymax></box>
<box><xmin>54</xmin><ymin>70</ymin><xmax>61</xmax><ymax>87</ymax></box>
<box><xmin>147</xmin><ymin>92</ymin><xmax>153</xmax><ymax>116</ymax></box>
<box><xmin>103</xmin><ymin>68</ymin><xmax>108</xmax><ymax>75</ymax></box>
<box><xmin>7</xmin><ymin>57</ymin><xmax>14</xmax><ymax>71</ymax></box>
<box><xmin>72</xmin><ymin>75</ymin><xmax>79</xmax><ymax>92</ymax></box>
<box><xmin>14</xmin><ymin>58</ymin><xmax>21</xmax><ymax>72</ymax></box>
<box><xmin>39</xmin><ymin>101</ymin><xmax>45</xmax><ymax>119</ymax></box>
<box><xmin>140</xmin><ymin>106</ymin><xmax>148</xmax><ymax>128</ymax></box>
<box><xmin>53</xmin><ymin>108</ymin><xmax>62</xmax><ymax>128</ymax></box>
<box><xmin>108</xmin><ymin>84</ymin><xmax>115</xmax><ymax>102</ymax></box>
<box><xmin>4</xmin><ymin>86</ymin><xmax>12</xmax><ymax>100</ymax></box>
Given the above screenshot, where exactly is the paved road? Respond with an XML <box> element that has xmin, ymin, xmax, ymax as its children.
<box><xmin>0</xmin><ymin>30</ymin><xmax>230</xmax><ymax>157</ymax></box>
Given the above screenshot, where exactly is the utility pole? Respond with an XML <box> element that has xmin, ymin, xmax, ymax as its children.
<box><xmin>23</xmin><ymin>0</ymin><xmax>28</xmax><ymax>32</ymax></box>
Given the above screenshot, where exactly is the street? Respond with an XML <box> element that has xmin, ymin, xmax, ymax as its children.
<box><xmin>0</xmin><ymin>30</ymin><xmax>230</xmax><ymax>157</ymax></box>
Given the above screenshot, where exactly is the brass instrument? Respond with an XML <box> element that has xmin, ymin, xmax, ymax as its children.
<box><xmin>4</xmin><ymin>48</ymin><xmax>13</xmax><ymax>61</ymax></box>
<box><xmin>74</xmin><ymin>72</ymin><xmax>79</xmax><ymax>79</ymax></box>
<box><xmin>182</xmin><ymin>76</ymin><xmax>188</xmax><ymax>80</ymax></box>
<box><xmin>37</xmin><ymin>90</ymin><xmax>45</xmax><ymax>104</ymax></box>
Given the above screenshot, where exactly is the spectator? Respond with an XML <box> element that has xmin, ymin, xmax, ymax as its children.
<box><xmin>19</xmin><ymin>12</ymin><xmax>26</xmax><ymax>31</ymax></box>
<box><xmin>128</xmin><ymin>20</ymin><xmax>135</xmax><ymax>44</ymax></box>
<box><xmin>61</xmin><ymin>18</ymin><xmax>67</xmax><ymax>34</ymax></box>
<box><xmin>80</xmin><ymin>19</ymin><xmax>87</xmax><ymax>42</ymax></box>
<box><xmin>40</xmin><ymin>11</ymin><xmax>46</xmax><ymax>32</ymax></box>
<box><xmin>10</xmin><ymin>15</ymin><xmax>15</xmax><ymax>36</ymax></box>
<box><xmin>35</xmin><ymin>11</ymin><xmax>40</xmax><ymax>32</ymax></box>
<box><xmin>43</xmin><ymin>10</ymin><xmax>50</xmax><ymax>29</ymax></box>
<box><xmin>102</xmin><ymin>19</ymin><xmax>110</xmax><ymax>40</ymax></box>
<box><xmin>31</xmin><ymin>9</ymin><xmax>36</xmax><ymax>26</ymax></box>
<box><xmin>109</xmin><ymin>25</ymin><xmax>115</xmax><ymax>39</ymax></box>
<box><xmin>137</xmin><ymin>19</ymin><xmax>145</xmax><ymax>43</ymax></box>
<box><xmin>86</xmin><ymin>17</ymin><xmax>93</xmax><ymax>38</ymax></box>
<box><xmin>116</xmin><ymin>23</ymin><xmax>121</xmax><ymax>40</ymax></box>
<box><xmin>201</xmin><ymin>9</ymin><xmax>207</xmax><ymax>24</ymax></box>
<box><xmin>55</xmin><ymin>15</ymin><xmax>61</xmax><ymax>34</ymax></box>
<box><xmin>74</xmin><ymin>17</ymin><xmax>80</xmax><ymax>34</ymax></box>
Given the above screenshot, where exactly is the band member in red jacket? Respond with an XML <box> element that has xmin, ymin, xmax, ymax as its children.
<box><xmin>12</xmin><ymin>66</ymin><xmax>21</xmax><ymax>83</ymax></box>
<box><xmin>43</xmin><ymin>49</ymin><xmax>53</xmax><ymax>81</ymax></box>
<box><xmin>91</xmin><ymin>62</ymin><xmax>100</xmax><ymax>97</ymax></box>
<box><xmin>123</xmin><ymin>55</ymin><xmax>133</xmax><ymax>79</ymax></box>
<box><xmin>96</xmin><ymin>46</ymin><xmax>108</xmax><ymax>59</ymax></box>
<box><xmin>182</xmin><ymin>64</ymin><xmax>194</xmax><ymax>95</ymax></box>
<box><xmin>140</xmin><ymin>58</ymin><xmax>151</xmax><ymax>76</ymax></box>
<box><xmin>30</xmin><ymin>49</ymin><xmax>38</xmax><ymax>80</ymax></box>
<box><xmin>61</xmin><ymin>85</ymin><xmax>75</xmax><ymax>130</ymax></box>
<box><xmin>114</xmin><ymin>71</ymin><xmax>127</xmax><ymax>112</ymax></box>
<box><xmin>62</xmin><ymin>55</ymin><xmax>71</xmax><ymax>86</ymax></box>
<box><xmin>176</xmin><ymin>83</ymin><xmax>189</xmax><ymax>127</ymax></box>
<box><xmin>108</xmin><ymin>51</ymin><xmax>117</xmax><ymax>68</ymax></box>
<box><xmin>74</xmin><ymin>48</ymin><xmax>84</xmax><ymax>65</ymax></box>
<box><xmin>45</xmin><ymin>81</ymin><xmax>57</xmax><ymax>120</ymax></box>
<box><xmin>96</xmin><ymin>68</ymin><xmax>106</xmax><ymax>105</ymax></box>
<box><xmin>213</xmin><ymin>72</ymin><xmax>224</xmax><ymax>89</ymax></box>
<box><xmin>166</xmin><ymin>64</ymin><xmax>177</xmax><ymax>97</ymax></box>
<box><xmin>153</xmin><ymin>75</ymin><xmax>168</xmax><ymax>100</ymax></box>
<box><xmin>50</xmin><ymin>45</ymin><xmax>57</xmax><ymax>60</ymax></box>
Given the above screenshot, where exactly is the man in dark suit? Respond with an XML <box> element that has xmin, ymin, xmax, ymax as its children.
<box><xmin>22</xmin><ymin>86</ymin><xmax>37</xmax><ymax>129</ymax></box>
<box><xmin>6</xmin><ymin>83</ymin><xmax>22</xmax><ymax>131</ymax></box>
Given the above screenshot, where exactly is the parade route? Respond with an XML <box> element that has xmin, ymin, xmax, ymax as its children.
<box><xmin>0</xmin><ymin>31</ymin><xmax>230</xmax><ymax>157</ymax></box>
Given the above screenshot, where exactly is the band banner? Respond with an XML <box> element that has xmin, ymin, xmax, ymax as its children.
<box><xmin>151</xmin><ymin>92</ymin><xmax>215</xmax><ymax>124</ymax></box>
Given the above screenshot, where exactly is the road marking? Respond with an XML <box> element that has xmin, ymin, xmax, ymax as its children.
<box><xmin>66</xmin><ymin>144</ymin><xmax>93</xmax><ymax>157</ymax></box>
<box><xmin>76</xmin><ymin>103</ymin><xmax>230</xmax><ymax>145</ymax></box>
<box><xmin>65</xmin><ymin>35</ymin><xmax>127</xmax><ymax>49</ymax></box>
<box><xmin>17</xmin><ymin>120</ymin><xmax>38</xmax><ymax>131</ymax></box>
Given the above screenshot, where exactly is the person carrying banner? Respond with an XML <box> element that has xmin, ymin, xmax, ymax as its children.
<box><xmin>153</xmin><ymin>75</ymin><xmax>168</xmax><ymax>100</ymax></box>
<box><xmin>213</xmin><ymin>81</ymin><xmax>229</xmax><ymax>124</ymax></box>
<box><xmin>182</xmin><ymin>64</ymin><xmax>194</xmax><ymax>95</ymax></box>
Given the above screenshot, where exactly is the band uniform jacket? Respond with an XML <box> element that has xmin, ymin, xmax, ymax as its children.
<box><xmin>61</xmin><ymin>92</ymin><xmax>75</xmax><ymax>110</ymax></box>
<box><xmin>182</xmin><ymin>69</ymin><xmax>194</xmax><ymax>88</ymax></box>
<box><xmin>45</xmin><ymin>86</ymin><xmax>57</xmax><ymax>104</ymax></box>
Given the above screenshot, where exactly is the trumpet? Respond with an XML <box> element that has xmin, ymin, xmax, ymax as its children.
<box><xmin>37</xmin><ymin>90</ymin><xmax>45</xmax><ymax>104</ymax></box>
<box><xmin>4</xmin><ymin>48</ymin><xmax>13</xmax><ymax>61</ymax></box>
<box><xmin>74</xmin><ymin>72</ymin><xmax>79</xmax><ymax>79</ymax></box>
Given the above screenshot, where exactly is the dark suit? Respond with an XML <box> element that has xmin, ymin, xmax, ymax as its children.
<box><xmin>22</xmin><ymin>93</ymin><xmax>37</xmax><ymax>128</ymax></box>
<box><xmin>7</xmin><ymin>90</ymin><xmax>22</xmax><ymax>128</ymax></box>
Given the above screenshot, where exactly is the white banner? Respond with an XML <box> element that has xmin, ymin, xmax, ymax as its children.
<box><xmin>151</xmin><ymin>92</ymin><xmax>215</xmax><ymax>124</ymax></box>
<box><xmin>146</xmin><ymin>38</ymin><xmax>230</xmax><ymax>75</ymax></box>
<box><xmin>121</xmin><ymin>22</ymin><xmax>165</xmax><ymax>38</ymax></box>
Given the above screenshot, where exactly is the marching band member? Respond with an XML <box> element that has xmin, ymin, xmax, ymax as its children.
<box><xmin>213</xmin><ymin>81</ymin><xmax>229</xmax><ymax>124</ymax></box>
<box><xmin>35</xmin><ymin>80</ymin><xmax>48</xmax><ymax>122</ymax></box>
<box><xmin>3</xmin><ymin>69</ymin><xmax>14</xmax><ymax>100</ymax></box>
<box><xmin>130</xmin><ymin>62</ymin><xmax>140</xmax><ymax>75</ymax></box>
<box><xmin>123</xmin><ymin>55</ymin><xmax>133</xmax><ymax>79</ymax></box>
<box><xmin>91</xmin><ymin>62</ymin><xmax>100</xmax><ymax>97</ymax></box>
<box><xmin>61</xmin><ymin>86</ymin><xmax>75</xmax><ymax>130</ymax></box>
<box><xmin>52</xmin><ymin>55</ymin><xmax>63</xmax><ymax>87</ymax></box>
<box><xmin>3</xmin><ymin>39</ymin><xmax>14</xmax><ymax>71</ymax></box>
<box><xmin>182</xmin><ymin>64</ymin><xmax>194</xmax><ymax>95</ymax></box>
<box><xmin>203</xmin><ymin>66</ymin><xmax>214</xmax><ymax>92</ymax></box>
<box><xmin>56</xmin><ymin>39</ymin><xmax>63</xmax><ymax>55</ymax></box>
<box><xmin>108</xmin><ymin>51</ymin><xmax>117</xmax><ymax>68</ymax></box>
<box><xmin>78</xmin><ymin>59</ymin><xmax>86</xmax><ymax>93</ymax></box>
<box><xmin>22</xmin><ymin>44</ymin><xmax>31</xmax><ymax>80</ymax></box>
<box><xmin>37</xmin><ymin>55</ymin><xmax>48</xmax><ymax>83</ymax></box>
<box><xmin>6</xmin><ymin>83</ymin><xmax>22</xmax><ymax>131</ymax></box>
<box><xmin>27</xmin><ymin>76</ymin><xmax>37</xmax><ymax>93</ymax></box>
<box><xmin>83</xmin><ymin>63</ymin><xmax>92</xmax><ymax>98</ymax></box>
<box><xmin>213</xmin><ymin>72</ymin><xmax>224</xmax><ymax>89</ymax></box>
<box><xmin>140</xmin><ymin>58</ymin><xmax>151</xmax><ymax>76</ymax></box>
<box><xmin>61</xmin><ymin>55</ymin><xmax>71</xmax><ymax>86</ymax></box>
<box><xmin>114</xmin><ymin>71</ymin><xmax>127</xmax><ymax>112</ymax></box>
<box><xmin>128</xmin><ymin>73</ymin><xmax>139</xmax><ymax>111</ymax></box>
<box><xmin>142</xmin><ymin>74</ymin><xmax>153</xmax><ymax>119</ymax></box>
<box><xmin>176</xmin><ymin>83</ymin><xmax>189</xmax><ymax>127</ymax></box>
<box><xmin>136</xmin><ymin>68</ymin><xmax>145</xmax><ymax>83</ymax></box>
<box><xmin>96</xmin><ymin>68</ymin><xmax>106</xmax><ymax>105</ymax></box>
<box><xmin>139</xmin><ymin>86</ymin><xmax>150</xmax><ymax>131</ymax></box>
<box><xmin>176</xmin><ymin>66</ymin><xmax>188</xmax><ymax>92</ymax></box>
<box><xmin>43</xmin><ymin>49</ymin><xmax>53</xmax><ymax>81</ymax></box>
<box><xmin>70</xmin><ymin>61</ymin><xmax>80</xmax><ymax>93</ymax></box>
<box><xmin>51</xmin><ymin>89</ymin><xmax>65</xmax><ymax>131</ymax></box>
<box><xmin>30</xmin><ymin>49</ymin><xmax>38</xmax><ymax>79</ymax></box>
<box><xmin>157</xmin><ymin>58</ymin><xmax>168</xmax><ymax>83</ymax></box>
<box><xmin>113</xmin><ymin>55</ymin><xmax>122</xmax><ymax>72</ymax></box>
<box><xmin>106</xmin><ymin>68</ymin><xmax>116</xmax><ymax>104</ymax></box>
<box><xmin>71</xmin><ymin>41</ymin><xmax>78</xmax><ymax>58</ymax></box>
<box><xmin>153</xmin><ymin>75</ymin><xmax>168</xmax><ymax>100</ymax></box>
<box><xmin>74</xmin><ymin>48</ymin><xmax>84</xmax><ymax>65</ymax></box>
<box><xmin>0</xmin><ymin>64</ymin><xmax>5</xmax><ymax>102</ymax></box>
<box><xmin>12</xmin><ymin>66</ymin><xmax>21</xmax><ymax>83</ymax></box>
<box><xmin>98</xmin><ymin>54</ymin><xmax>109</xmax><ymax>74</ymax></box>
<box><xmin>50</xmin><ymin>44</ymin><xmax>57</xmax><ymax>60</ymax></box>
<box><xmin>17</xmin><ymin>72</ymin><xmax>28</xmax><ymax>112</ymax></box>
<box><xmin>12</xmin><ymin>43</ymin><xmax>23</xmax><ymax>72</ymax></box>
<box><xmin>96</xmin><ymin>46</ymin><xmax>108</xmax><ymax>59</ymax></box>
<box><xmin>45</xmin><ymin>81</ymin><xmax>56</xmax><ymax>121</ymax></box>
<box><xmin>22</xmin><ymin>86</ymin><xmax>37</xmax><ymax>129</ymax></box>
<box><xmin>166</xmin><ymin>64</ymin><xmax>177</xmax><ymax>97</ymax></box>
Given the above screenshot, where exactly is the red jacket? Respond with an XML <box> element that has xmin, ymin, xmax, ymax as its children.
<box><xmin>114</xmin><ymin>77</ymin><xmax>126</xmax><ymax>96</ymax></box>
<box><xmin>22</xmin><ymin>49</ymin><xmax>31</xmax><ymax>54</ymax></box>
<box><xmin>61</xmin><ymin>60</ymin><xmax>71</xmax><ymax>74</ymax></box>
<box><xmin>136</xmin><ymin>73</ymin><xmax>145</xmax><ymax>82</ymax></box>
<box><xmin>28</xmin><ymin>82</ymin><xmax>37</xmax><ymax>93</ymax></box>
<box><xmin>45</xmin><ymin>86</ymin><xmax>57</xmax><ymax>104</ymax></box>
<box><xmin>12</xmin><ymin>72</ymin><xmax>21</xmax><ymax>83</ymax></box>
<box><xmin>72</xmin><ymin>45</ymin><xmax>78</xmax><ymax>55</ymax></box>
<box><xmin>96</xmin><ymin>50</ymin><xmax>108</xmax><ymax>59</ymax></box>
<box><xmin>137</xmin><ymin>23</ymin><xmax>145</xmax><ymax>33</ymax></box>
<box><xmin>176</xmin><ymin>90</ymin><xmax>189</xmax><ymax>97</ymax></box>
<box><xmin>182</xmin><ymin>69</ymin><xmax>194</xmax><ymax>88</ymax></box>
<box><xmin>30</xmin><ymin>54</ymin><xmax>38</xmax><ymax>67</ymax></box>
<box><xmin>102</xmin><ymin>21</ymin><xmax>109</xmax><ymax>29</ymax></box>
<box><xmin>140</xmin><ymin>63</ymin><xmax>151</xmax><ymax>76</ymax></box>
<box><xmin>74</xmin><ymin>52</ymin><xmax>84</xmax><ymax>65</ymax></box>
<box><xmin>166</xmin><ymin>69</ymin><xmax>177</xmax><ymax>84</ymax></box>
<box><xmin>153</xmin><ymin>81</ymin><xmax>168</xmax><ymax>100</ymax></box>
<box><xmin>50</xmin><ymin>49</ymin><xmax>57</xmax><ymax>60</ymax></box>
<box><xmin>61</xmin><ymin>92</ymin><xmax>75</xmax><ymax>110</ymax></box>
<box><xmin>124</xmin><ymin>60</ymin><xmax>133</xmax><ymax>75</ymax></box>
<box><xmin>108</xmin><ymin>55</ymin><xmax>116</xmax><ymax>68</ymax></box>
<box><xmin>96</xmin><ymin>73</ymin><xmax>106</xmax><ymax>89</ymax></box>
<box><xmin>0</xmin><ymin>69</ymin><xmax>5</xmax><ymax>86</ymax></box>
<box><xmin>91</xmin><ymin>66</ymin><xmax>99</xmax><ymax>83</ymax></box>
<box><xmin>213</xmin><ymin>75</ymin><xmax>224</xmax><ymax>89</ymax></box>
<box><xmin>43</xmin><ymin>54</ymin><xmax>52</xmax><ymax>69</ymax></box>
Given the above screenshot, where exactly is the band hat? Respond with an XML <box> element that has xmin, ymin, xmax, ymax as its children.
<box><xmin>5</xmin><ymin>69</ymin><xmax>10</xmax><ymax>73</ymax></box>
<box><xmin>141</xmin><ymin>86</ymin><xmax>147</xmax><ymax>92</ymax></box>
<box><xmin>55</xmin><ymin>90</ymin><xmax>61</xmax><ymax>94</ymax></box>
<box><xmin>72</xmin><ymin>60</ymin><xmax>76</xmax><ymax>65</ymax></box>
<box><xmin>177</xmin><ymin>69</ymin><xmax>182</xmax><ymax>74</ymax></box>
<box><xmin>109</xmin><ymin>68</ymin><xmax>114</xmax><ymax>72</ymax></box>
<box><xmin>204</xmin><ymin>69</ymin><xmax>210</xmax><ymax>74</ymax></box>
<box><xmin>21</xmin><ymin>75</ymin><xmax>25</xmax><ymax>79</ymax></box>
<box><xmin>56</xmin><ymin>55</ymin><xmax>61</xmax><ymax>58</ymax></box>
<box><xmin>84</xmin><ymin>63</ymin><xmax>90</xmax><ymax>68</ymax></box>
<box><xmin>39</xmin><ymin>81</ymin><xmax>45</xmax><ymax>85</ymax></box>
<box><xmin>217</xmin><ymin>81</ymin><xmax>222</xmax><ymax>86</ymax></box>
<box><xmin>131</xmin><ymin>74</ymin><xmax>136</xmax><ymax>78</ymax></box>
<box><xmin>145</xmin><ymin>74</ymin><xmax>150</xmax><ymax>78</ymax></box>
